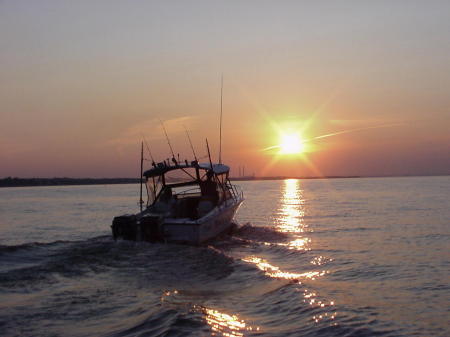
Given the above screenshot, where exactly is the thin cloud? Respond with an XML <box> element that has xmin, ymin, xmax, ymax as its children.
<box><xmin>103</xmin><ymin>115</ymin><xmax>198</xmax><ymax>149</ymax></box>
<box><xmin>261</xmin><ymin>122</ymin><xmax>405</xmax><ymax>152</ymax></box>
<box><xmin>311</xmin><ymin>123</ymin><xmax>404</xmax><ymax>141</ymax></box>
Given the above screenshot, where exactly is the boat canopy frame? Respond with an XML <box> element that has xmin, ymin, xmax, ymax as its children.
<box><xmin>142</xmin><ymin>161</ymin><xmax>237</xmax><ymax>208</ymax></box>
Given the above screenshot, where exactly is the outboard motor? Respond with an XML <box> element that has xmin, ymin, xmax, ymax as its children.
<box><xmin>111</xmin><ymin>214</ymin><xmax>138</xmax><ymax>241</ymax></box>
<box><xmin>140</xmin><ymin>214</ymin><xmax>162</xmax><ymax>242</ymax></box>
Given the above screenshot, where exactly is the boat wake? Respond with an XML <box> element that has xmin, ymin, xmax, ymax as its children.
<box><xmin>0</xmin><ymin>230</ymin><xmax>403</xmax><ymax>337</ymax></box>
<box><xmin>232</xmin><ymin>222</ymin><xmax>290</xmax><ymax>242</ymax></box>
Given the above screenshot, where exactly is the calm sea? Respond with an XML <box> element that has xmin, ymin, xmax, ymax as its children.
<box><xmin>0</xmin><ymin>176</ymin><xmax>449</xmax><ymax>337</ymax></box>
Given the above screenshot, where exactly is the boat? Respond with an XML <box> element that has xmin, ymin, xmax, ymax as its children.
<box><xmin>112</xmin><ymin>77</ymin><xmax>243</xmax><ymax>244</ymax></box>
<box><xmin>111</xmin><ymin>159</ymin><xmax>244</xmax><ymax>244</ymax></box>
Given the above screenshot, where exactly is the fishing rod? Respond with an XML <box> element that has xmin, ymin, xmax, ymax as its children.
<box><xmin>159</xmin><ymin>119</ymin><xmax>177</xmax><ymax>164</ymax></box>
<box><xmin>206</xmin><ymin>138</ymin><xmax>213</xmax><ymax>169</ymax></box>
<box><xmin>140</xmin><ymin>133</ymin><xmax>156</xmax><ymax>166</ymax></box>
<box><xmin>184</xmin><ymin>125</ymin><xmax>198</xmax><ymax>162</ymax></box>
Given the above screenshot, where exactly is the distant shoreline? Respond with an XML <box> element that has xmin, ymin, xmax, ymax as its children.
<box><xmin>0</xmin><ymin>175</ymin><xmax>448</xmax><ymax>188</ymax></box>
<box><xmin>0</xmin><ymin>177</ymin><xmax>139</xmax><ymax>188</ymax></box>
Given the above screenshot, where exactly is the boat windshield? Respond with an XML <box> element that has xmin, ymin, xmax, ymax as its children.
<box><xmin>145</xmin><ymin>166</ymin><xmax>234</xmax><ymax>207</ymax></box>
<box><xmin>172</xmin><ymin>184</ymin><xmax>201</xmax><ymax>195</ymax></box>
<box><xmin>165</xmin><ymin>167</ymin><xmax>198</xmax><ymax>184</ymax></box>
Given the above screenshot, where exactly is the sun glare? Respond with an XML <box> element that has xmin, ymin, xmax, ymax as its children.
<box><xmin>279</xmin><ymin>133</ymin><xmax>304</xmax><ymax>154</ymax></box>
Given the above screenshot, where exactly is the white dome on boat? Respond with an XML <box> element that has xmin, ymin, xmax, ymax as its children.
<box><xmin>198</xmin><ymin>163</ymin><xmax>230</xmax><ymax>174</ymax></box>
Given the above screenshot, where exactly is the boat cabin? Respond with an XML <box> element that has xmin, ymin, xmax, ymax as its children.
<box><xmin>143</xmin><ymin>161</ymin><xmax>236</xmax><ymax>220</ymax></box>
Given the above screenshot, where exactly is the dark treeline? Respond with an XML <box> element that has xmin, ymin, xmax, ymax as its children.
<box><xmin>0</xmin><ymin>177</ymin><xmax>139</xmax><ymax>188</ymax></box>
<box><xmin>1</xmin><ymin>176</ymin><xmax>365</xmax><ymax>188</ymax></box>
<box><xmin>230</xmin><ymin>176</ymin><xmax>360</xmax><ymax>181</ymax></box>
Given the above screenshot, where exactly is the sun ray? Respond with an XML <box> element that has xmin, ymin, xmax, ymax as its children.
<box><xmin>260</xmin><ymin>153</ymin><xmax>282</xmax><ymax>177</ymax></box>
<box><xmin>298</xmin><ymin>154</ymin><xmax>324</xmax><ymax>178</ymax></box>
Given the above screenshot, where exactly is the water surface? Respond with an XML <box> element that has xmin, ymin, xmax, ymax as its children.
<box><xmin>0</xmin><ymin>176</ymin><xmax>449</xmax><ymax>336</ymax></box>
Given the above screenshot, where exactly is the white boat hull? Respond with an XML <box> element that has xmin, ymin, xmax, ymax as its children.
<box><xmin>162</xmin><ymin>198</ymin><xmax>243</xmax><ymax>244</ymax></box>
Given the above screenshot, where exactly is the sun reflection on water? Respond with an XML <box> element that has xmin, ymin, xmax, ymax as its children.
<box><xmin>274</xmin><ymin>179</ymin><xmax>314</xmax><ymax>255</ymax></box>
<box><xmin>276</xmin><ymin>179</ymin><xmax>307</xmax><ymax>234</ymax></box>
<box><xmin>261</xmin><ymin>237</ymin><xmax>311</xmax><ymax>251</ymax></box>
<box><xmin>242</xmin><ymin>256</ymin><xmax>327</xmax><ymax>281</ymax></box>
<box><xmin>286</xmin><ymin>237</ymin><xmax>311</xmax><ymax>250</ymax></box>
<box><xmin>195</xmin><ymin>306</ymin><xmax>259</xmax><ymax>337</ymax></box>
<box><xmin>301</xmin><ymin>288</ymin><xmax>337</xmax><ymax>324</ymax></box>
<box><xmin>265</xmin><ymin>179</ymin><xmax>337</xmax><ymax>325</ymax></box>
<box><xmin>242</xmin><ymin>256</ymin><xmax>337</xmax><ymax>325</ymax></box>
<box><xmin>161</xmin><ymin>291</ymin><xmax>260</xmax><ymax>336</ymax></box>
<box><xmin>310</xmin><ymin>255</ymin><xmax>334</xmax><ymax>266</ymax></box>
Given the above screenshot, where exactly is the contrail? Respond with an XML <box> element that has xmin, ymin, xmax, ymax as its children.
<box><xmin>307</xmin><ymin>123</ymin><xmax>403</xmax><ymax>142</ymax></box>
<box><xmin>261</xmin><ymin>123</ymin><xmax>403</xmax><ymax>152</ymax></box>
<box><xmin>261</xmin><ymin>145</ymin><xmax>281</xmax><ymax>151</ymax></box>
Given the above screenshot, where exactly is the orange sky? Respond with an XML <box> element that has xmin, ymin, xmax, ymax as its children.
<box><xmin>1</xmin><ymin>1</ymin><xmax>449</xmax><ymax>178</ymax></box>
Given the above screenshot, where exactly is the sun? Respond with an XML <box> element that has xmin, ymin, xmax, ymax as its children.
<box><xmin>279</xmin><ymin>133</ymin><xmax>305</xmax><ymax>154</ymax></box>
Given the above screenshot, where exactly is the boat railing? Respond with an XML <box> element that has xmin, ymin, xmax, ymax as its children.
<box><xmin>174</xmin><ymin>187</ymin><xmax>201</xmax><ymax>198</ymax></box>
<box><xmin>230</xmin><ymin>184</ymin><xmax>244</xmax><ymax>201</ymax></box>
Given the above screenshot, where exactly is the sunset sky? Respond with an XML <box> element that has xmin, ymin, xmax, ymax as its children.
<box><xmin>1</xmin><ymin>1</ymin><xmax>449</xmax><ymax>178</ymax></box>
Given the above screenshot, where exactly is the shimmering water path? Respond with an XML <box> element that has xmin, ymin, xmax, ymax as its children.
<box><xmin>0</xmin><ymin>176</ymin><xmax>449</xmax><ymax>336</ymax></box>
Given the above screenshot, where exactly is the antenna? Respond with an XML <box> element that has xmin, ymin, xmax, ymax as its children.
<box><xmin>184</xmin><ymin>125</ymin><xmax>198</xmax><ymax>161</ymax></box>
<box><xmin>139</xmin><ymin>141</ymin><xmax>144</xmax><ymax>211</ymax></box>
<box><xmin>219</xmin><ymin>74</ymin><xmax>223</xmax><ymax>164</ymax></box>
<box><xmin>159</xmin><ymin>119</ymin><xmax>176</xmax><ymax>162</ymax></box>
